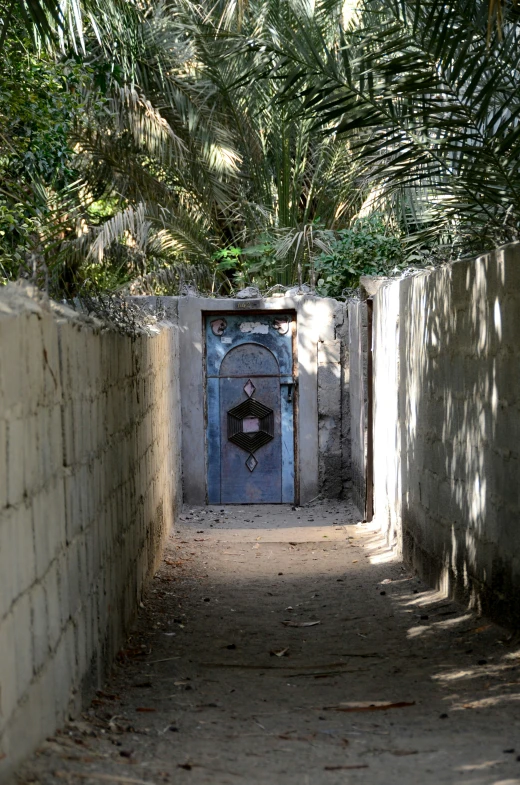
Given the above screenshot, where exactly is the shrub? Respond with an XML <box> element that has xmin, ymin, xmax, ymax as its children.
<box><xmin>315</xmin><ymin>215</ymin><xmax>404</xmax><ymax>297</ymax></box>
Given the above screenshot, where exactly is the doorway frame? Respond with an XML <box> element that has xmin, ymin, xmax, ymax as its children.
<box><xmin>177</xmin><ymin>295</ymin><xmax>339</xmax><ymax>505</ymax></box>
<box><xmin>204</xmin><ymin>310</ymin><xmax>298</xmax><ymax>505</ymax></box>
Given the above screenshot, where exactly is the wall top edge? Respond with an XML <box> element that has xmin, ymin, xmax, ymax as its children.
<box><xmin>362</xmin><ymin>240</ymin><xmax>520</xmax><ymax>298</ymax></box>
<box><xmin>0</xmin><ymin>285</ymin><xmax>177</xmax><ymax>338</ymax></box>
<box><xmin>164</xmin><ymin>294</ymin><xmax>345</xmax><ymax>313</ymax></box>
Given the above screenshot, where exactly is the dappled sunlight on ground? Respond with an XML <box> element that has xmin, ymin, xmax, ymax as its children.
<box><xmin>400</xmin><ymin>587</ymin><xmax>451</xmax><ymax>607</ymax></box>
<box><xmin>458</xmin><ymin>760</ymin><xmax>516</xmax><ymax>772</ymax></box>
<box><xmin>434</xmin><ymin>659</ymin><xmax>520</xmax><ymax>683</ymax></box>
<box><xmin>360</xmin><ymin>528</ymin><xmax>400</xmax><ymax>565</ymax></box>
<box><xmin>490</xmin><ymin>780</ymin><xmax>520</xmax><ymax>784</ymax></box>
<box><xmin>452</xmin><ymin>693</ymin><xmax>520</xmax><ymax>710</ymax></box>
<box><xmin>17</xmin><ymin>501</ymin><xmax>520</xmax><ymax>785</ymax></box>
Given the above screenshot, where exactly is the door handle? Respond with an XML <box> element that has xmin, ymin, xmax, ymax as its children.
<box><xmin>280</xmin><ymin>380</ymin><xmax>294</xmax><ymax>402</ymax></box>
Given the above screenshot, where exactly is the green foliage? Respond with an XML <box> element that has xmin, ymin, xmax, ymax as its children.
<box><xmin>278</xmin><ymin>0</ymin><xmax>520</xmax><ymax>257</ymax></box>
<box><xmin>0</xmin><ymin>55</ymin><xmax>82</xmax><ymax>182</ymax></box>
<box><xmin>214</xmin><ymin>239</ymin><xmax>279</xmax><ymax>291</ymax></box>
<box><xmin>3</xmin><ymin>0</ymin><xmax>519</xmax><ymax>298</ymax></box>
<box><xmin>315</xmin><ymin>216</ymin><xmax>404</xmax><ymax>297</ymax></box>
<box><xmin>0</xmin><ymin>29</ymin><xmax>90</xmax><ymax>282</ymax></box>
<box><xmin>239</xmin><ymin>242</ymin><xmax>279</xmax><ymax>289</ymax></box>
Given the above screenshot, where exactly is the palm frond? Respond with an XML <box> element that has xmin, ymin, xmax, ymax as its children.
<box><xmin>272</xmin><ymin>0</ymin><xmax>520</xmax><ymax>252</ymax></box>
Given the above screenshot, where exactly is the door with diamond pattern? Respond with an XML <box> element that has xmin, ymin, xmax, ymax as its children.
<box><xmin>205</xmin><ymin>313</ymin><xmax>295</xmax><ymax>504</ymax></box>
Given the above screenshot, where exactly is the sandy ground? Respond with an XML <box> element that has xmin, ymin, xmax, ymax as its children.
<box><xmin>17</xmin><ymin>501</ymin><xmax>520</xmax><ymax>785</ymax></box>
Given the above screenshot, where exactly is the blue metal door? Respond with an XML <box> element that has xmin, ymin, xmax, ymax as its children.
<box><xmin>206</xmin><ymin>313</ymin><xmax>295</xmax><ymax>504</ymax></box>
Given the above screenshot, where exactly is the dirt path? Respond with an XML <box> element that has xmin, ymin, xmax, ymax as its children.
<box><xmin>18</xmin><ymin>502</ymin><xmax>520</xmax><ymax>785</ymax></box>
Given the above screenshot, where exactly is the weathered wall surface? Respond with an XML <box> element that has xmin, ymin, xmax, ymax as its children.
<box><xmin>348</xmin><ymin>300</ymin><xmax>368</xmax><ymax>517</ymax></box>
<box><xmin>0</xmin><ymin>286</ymin><xmax>181</xmax><ymax>780</ymax></box>
<box><xmin>317</xmin><ymin>301</ymin><xmax>351</xmax><ymax>499</ymax></box>
<box><xmin>372</xmin><ymin>242</ymin><xmax>520</xmax><ymax>626</ymax></box>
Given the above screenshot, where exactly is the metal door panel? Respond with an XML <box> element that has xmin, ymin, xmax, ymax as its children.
<box><xmin>220</xmin><ymin>343</ymin><xmax>279</xmax><ymax>377</ymax></box>
<box><xmin>281</xmin><ymin>385</ymin><xmax>295</xmax><ymax>503</ymax></box>
<box><xmin>206</xmin><ymin>317</ymin><xmax>293</xmax><ymax>377</ymax></box>
<box><xmin>220</xmin><ymin>374</ymin><xmax>282</xmax><ymax>503</ymax></box>
<box><xmin>206</xmin><ymin>377</ymin><xmax>220</xmax><ymax>503</ymax></box>
<box><xmin>205</xmin><ymin>312</ymin><xmax>295</xmax><ymax>504</ymax></box>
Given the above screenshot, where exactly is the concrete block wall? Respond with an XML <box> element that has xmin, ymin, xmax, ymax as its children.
<box><xmin>372</xmin><ymin>283</ymin><xmax>401</xmax><ymax>551</ymax></box>
<box><xmin>371</xmin><ymin>242</ymin><xmax>520</xmax><ymax>626</ymax></box>
<box><xmin>317</xmin><ymin>301</ymin><xmax>351</xmax><ymax>498</ymax></box>
<box><xmin>0</xmin><ymin>285</ymin><xmax>181</xmax><ymax>779</ymax></box>
<box><xmin>348</xmin><ymin>300</ymin><xmax>368</xmax><ymax>517</ymax></box>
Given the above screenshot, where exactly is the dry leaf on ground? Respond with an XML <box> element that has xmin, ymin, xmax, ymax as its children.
<box><xmin>325</xmin><ymin>701</ymin><xmax>415</xmax><ymax>712</ymax></box>
<box><xmin>282</xmin><ymin>620</ymin><xmax>321</xmax><ymax>627</ymax></box>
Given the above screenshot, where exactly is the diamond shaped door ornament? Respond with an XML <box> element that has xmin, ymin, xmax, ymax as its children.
<box><xmin>244</xmin><ymin>379</ymin><xmax>256</xmax><ymax>398</ymax></box>
<box><xmin>245</xmin><ymin>454</ymin><xmax>258</xmax><ymax>472</ymax></box>
<box><xmin>228</xmin><ymin>397</ymin><xmax>274</xmax><ymax>455</ymax></box>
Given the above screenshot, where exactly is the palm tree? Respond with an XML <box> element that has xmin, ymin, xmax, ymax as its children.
<box><xmin>270</xmin><ymin>0</ymin><xmax>520</xmax><ymax>256</ymax></box>
<box><xmin>61</xmin><ymin>0</ymin><xmax>361</xmax><ymax>292</ymax></box>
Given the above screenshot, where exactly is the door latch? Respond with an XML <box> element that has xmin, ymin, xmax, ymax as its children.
<box><xmin>280</xmin><ymin>379</ymin><xmax>294</xmax><ymax>402</ymax></box>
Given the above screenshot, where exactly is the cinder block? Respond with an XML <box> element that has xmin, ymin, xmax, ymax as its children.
<box><xmin>66</xmin><ymin>539</ymin><xmax>81</xmax><ymax>620</ymax></box>
<box><xmin>40</xmin><ymin>319</ymin><xmax>60</xmax><ymax>404</ymax></box>
<box><xmin>61</xmin><ymin>401</ymin><xmax>75</xmax><ymax>468</ymax></box>
<box><xmin>318</xmin><ymin>365</ymin><xmax>342</xmax><ymax>416</ymax></box>
<box><xmin>0</xmin><ymin>419</ymin><xmax>7</xmax><ymax>510</ymax></box>
<box><xmin>43</xmin><ymin>561</ymin><xmax>61</xmax><ymax>652</ymax></box>
<box><xmin>12</xmin><ymin>505</ymin><xmax>36</xmax><ymax>602</ymax></box>
<box><xmin>56</xmin><ymin>552</ymin><xmax>71</xmax><ymax>629</ymax></box>
<box><xmin>24</xmin><ymin>315</ymin><xmax>46</xmax><ymax>414</ymax></box>
<box><xmin>12</xmin><ymin>592</ymin><xmax>32</xmax><ymax>697</ymax></box>
<box><xmin>0</xmin><ymin>290</ymin><xmax>185</xmax><ymax>776</ymax></box>
<box><xmin>73</xmin><ymin>399</ymin><xmax>84</xmax><ymax>462</ymax></box>
<box><xmin>63</xmin><ymin>473</ymin><xmax>80</xmax><ymax>544</ymax></box>
<box><xmin>0</xmin><ymin>316</ymin><xmax>25</xmax><ymax>414</ymax></box>
<box><xmin>76</xmin><ymin>534</ymin><xmax>89</xmax><ymax>604</ymax></box>
<box><xmin>0</xmin><ymin>510</ymin><xmax>15</xmax><ymax>619</ymax></box>
<box><xmin>33</xmin><ymin>483</ymin><xmax>63</xmax><ymax>580</ymax></box>
<box><xmin>6</xmin><ymin>417</ymin><xmax>25</xmax><ymax>507</ymax></box>
<box><xmin>6</xmin><ymin>657</ymin><xmax>56</xmax><ymax>775</ymax></box>
<box><xmin>51</xmin><ymin>630</ymin><xmax>72</xmax><ymax>723</ymax></box>
<box><xmin>23</xmin><ymin>413</ymin><xmax>42</xmax><ymax>499</ymax></box>
<box><xmin>30</xmin><ymin>581</ymin><xmax>49</xmax><ymax>674</ymax></box>
<box><xmin>318</xmin><ymin>339</ymin><xmax>341</xmax><ymax>365</ymax></box>
<box><xmin>0</xmin><ymin>611</ymin><xmax>17</xmax><ymax>732</ymax></box>
<box><xmin>74</xmin><ymin>607</ymin><xmax>88</xmax><ymax>680</ymax></box>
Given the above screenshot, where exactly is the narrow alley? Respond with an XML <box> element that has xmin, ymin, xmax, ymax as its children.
<box><xmin>18</xmin><ymin>502</ymin><xmax>520</xmax><ymax>785</ymax></box>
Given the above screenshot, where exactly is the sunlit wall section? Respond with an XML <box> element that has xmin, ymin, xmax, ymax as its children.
<box><xmin>348</xmin><ymin>300</ymin><xmax>368</xmax><ymax>517</ymax></box>
<box><xmin>372</xmin><ymin>242</ymin><xmax>520</xmax><ymax>627</ymax></box>
<box><xmin>372</xmin><ymin>281</ymin><xmax>402</xmax><ymax>554</ymax></box>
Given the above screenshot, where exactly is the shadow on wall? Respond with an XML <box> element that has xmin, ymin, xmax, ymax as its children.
<box><xmin>373</xmin><ymin>243</ymin><xmax>520</xmax><ymax>627</ymax></box>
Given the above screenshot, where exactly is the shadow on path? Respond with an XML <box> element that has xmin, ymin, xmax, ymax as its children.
<box><xmin>18</xmin><ymin>501</ymin><xmax>520</xmax><ymax>785</ymax></box>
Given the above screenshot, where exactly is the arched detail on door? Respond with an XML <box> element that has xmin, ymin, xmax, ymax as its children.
<box><xmin>220</xmin><ymin>343</ymin><xmax>279</xmax><ymax>378</ymax></box>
